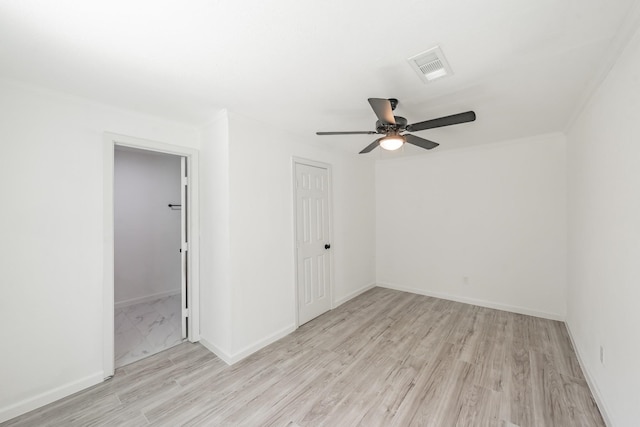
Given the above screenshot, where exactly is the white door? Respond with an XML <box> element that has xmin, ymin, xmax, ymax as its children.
<box><xmin>180</xmin><ymin>157</ymin><xmax>188</xmax><ymax>339</ymax></box>
<box><xmin>295</xmin><ymin>162</ymin><xmax>332</xmax><ymax>325</ymax></box>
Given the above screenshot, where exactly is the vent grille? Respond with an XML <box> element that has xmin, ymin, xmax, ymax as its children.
<box><xmin>419</xmin><ymin>59</ymin><xmax>444</xmax><ymax>75</ymax></box>
<box><xmin>407</xmin><ymin>46</ymin><xmax>453</xmax><ymax>83</ymax></box>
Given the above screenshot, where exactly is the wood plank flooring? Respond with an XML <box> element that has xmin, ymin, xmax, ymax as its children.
<box><xmin>4</xmin><ymin>288</ymin><xmax>604</xmax><ymax>426</ymax></box>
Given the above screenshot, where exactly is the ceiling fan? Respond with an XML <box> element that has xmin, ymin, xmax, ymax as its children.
<box><xmin>316</xmin><ymin>98</ymin><xmax>476</xmax><ymax>154</ymax></box>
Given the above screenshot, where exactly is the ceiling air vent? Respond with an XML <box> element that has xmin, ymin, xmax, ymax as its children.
<box><xmin>407</xmin><ymin>46</ymin><xmax>453</xmax><ymax>83</ymax></box>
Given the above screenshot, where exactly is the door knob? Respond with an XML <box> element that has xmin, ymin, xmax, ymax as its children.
<box><xmin>325</xmin><ymin>244</ymin><xmax>331</xmax><ymax>249</ymax></box>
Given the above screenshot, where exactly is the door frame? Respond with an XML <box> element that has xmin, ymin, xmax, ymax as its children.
<box><xmin>291</xmin><ymin>157</ymin><xmax>334</xmax><ymax>327</ymax></box>
<box><xmin>102</xmin><ymin>132</ymin><xmax>200</xmax><ymax>378</ymax></box>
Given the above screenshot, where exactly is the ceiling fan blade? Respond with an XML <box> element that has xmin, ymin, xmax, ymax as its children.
<box><xmin>407</xmin><ymin>111</ymin><xmax>476</xmax><ymax>132</ymax></box>
<box><xmin>359</xmin><ymin>138</ymin><xmax>382</xmax><ymax>154</ymax></box>
<box><xmin>368</xmin><ymin>98</ymin><xmax>396</xmax><ymax>125</ymax></box>
<box><xmin>405</xmin><ymin>133</ymin><xmax>439</xmax><ymax>150</ymax></box>
<box><xmin>316</xmin><ymin>131</ymin><xmax>377</xmax><ymax>135</ymax></box>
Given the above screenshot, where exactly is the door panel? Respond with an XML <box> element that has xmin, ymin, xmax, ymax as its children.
<box><xmin>295</xmin><ymin>162</ymin><xmax>331</xmax><ymax>325</ymax></box>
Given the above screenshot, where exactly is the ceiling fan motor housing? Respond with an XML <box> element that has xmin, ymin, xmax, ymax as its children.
<box><xmin>376</xmin><ymin>116</ymin><xmax>407</xmax><ymax>134</ymax></box>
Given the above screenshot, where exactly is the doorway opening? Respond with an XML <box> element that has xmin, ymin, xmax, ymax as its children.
<box><xmin>113</xmin><ymin>147</ymin><xmax>184</xmax><ymax>367</ymax></box>
<box><xmin>103</xmin><ymin>133</ymin><xmax>200</xmax><ymax>378</ymax></box>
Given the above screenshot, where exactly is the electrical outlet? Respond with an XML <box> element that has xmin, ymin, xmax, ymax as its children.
<box><xmin>600</xmin><ymin>346</ymin><xmax>604</xmax><ymax>365</ymax></box>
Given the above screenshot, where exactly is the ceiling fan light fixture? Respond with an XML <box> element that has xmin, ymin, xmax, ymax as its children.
<box><xmin>380</xmin><ymin>135</ymin><xmax>404</xmax><ymax>151</ymax></box>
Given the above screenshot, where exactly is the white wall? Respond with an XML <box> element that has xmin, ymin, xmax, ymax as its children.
<box><xmin>199</xmin><ymin>111</ymin><xmax>232</xmax><ymax>355</ymax></box>
<box><xmin>199</xmin><ymin>111</ymin><xmax>377</xmax><ymax>361</ymax></box>
<box><xmin>228</xmin><ymin>112</ymin><xmax>377</xmax><ymax>356</ymax></box>
<box><xmin>0</xmin><ymin>80</ymin><xmax>199</xmax><ymax>422</ymax></box>
<box><xmin>114</xmin><ymin>148</ymin><xmax>181</xmax><ymax>305</ymax></box>
<box><xmin>566</xmin><ymin>24</ymin><xmax>640</xmax><ymax>426</ymax></box>
<box><xmin>376</xmin><ymin>133</ymin><xmax>567</xmax><ymax>319</ymax></box>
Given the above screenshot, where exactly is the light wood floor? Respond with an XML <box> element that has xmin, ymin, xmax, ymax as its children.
<box><xmin>4</xmin><ymin>288</ymin><xmax>604</xmax><ymax>426</ymax></box>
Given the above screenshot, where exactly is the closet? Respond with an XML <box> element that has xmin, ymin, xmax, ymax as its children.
<box><xmin>113</xmin><ymin>147</ymin><xmax>184</xmax><ymax>367</ymax></box>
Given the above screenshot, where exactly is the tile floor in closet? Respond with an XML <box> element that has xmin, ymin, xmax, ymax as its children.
<box><xmin>114</xmin><ymin>294</ymin><xmax>183</xmax><ymax>367</ymax></box>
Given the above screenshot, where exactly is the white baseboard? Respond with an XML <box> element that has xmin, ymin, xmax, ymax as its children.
<box><xmin>200</xmin><ymin>283</ymin><xmax>378</xmax><ymax>366</ymax></box>
<box><xmin>199</xmin><ymin>338</ymin><xmax>235</xmax><ymax>365</ymax></box>
<box><xmin>564</xmin><ymin>321</ymin><xmax>613</xmax><ymax>427</ymax></box>
<box><xmin>0</xmin><ymin>372</ymin><xmax>104</xmax><ymax>424</ymax></box>
<box><xmin>333</xmin><ymin>282</ymin><xmax>376</xmax><ymax>308</ymax></box>
<box><xmin>114</xmin><ymin>289</ymin><xmax>180</xmax><ymax>309</ymax></box>
<box><xmin>200</xmin><ymin>323</ymin><xmax>297</xmax><ymax>366</ymax></box>
<box><xmin>377</xmin><ymin>282</ymin><xmax>565</xmax><ymax>321</ymax></box>
<box><xmin>199</xmin><ymin>283</ymin><xmax>378</xmax><ymax>366</ymax></box>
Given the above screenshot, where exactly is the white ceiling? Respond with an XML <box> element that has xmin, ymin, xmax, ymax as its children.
<box><xmin>1</xmin><ymin>0</ymin><xmax>638</xmax><ymax>155</ymax></box>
